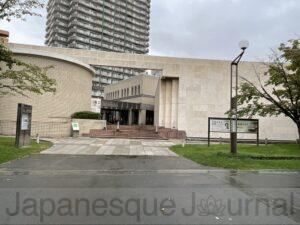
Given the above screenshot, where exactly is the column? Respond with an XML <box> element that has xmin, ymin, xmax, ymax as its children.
<box><xmin>102</xmin><ymin>111</ymin><xmax>107</xmax><ymax>120</ymax></box>
<box><xmin>171</xmin><ymin>79</ymin><xmax>179</xmax><ymax>129</ymax></box>
<box><xmin>128</xmin><ymin>110</ymin><xmax>133</xmax><ymax>125</ymax></box>
<box><xmin>138</xmin><ymin>110</ymin><xmax>147</xmax><ymax>125</ymax></box>
<box><xmin>158</xmin><ymin>79</ymin><xmax>166</xmax><ymax>127</ymax></box>
<box><xmin>164</xmin><ymin>79</ymin><xmax>172</xmax><ymax>128</ymax></box>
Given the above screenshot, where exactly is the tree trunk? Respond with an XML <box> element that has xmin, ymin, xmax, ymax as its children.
<box><xmin>297</xmin><ymin>122</ymin><xmax>300</xmax><ymax>145</ymax></box>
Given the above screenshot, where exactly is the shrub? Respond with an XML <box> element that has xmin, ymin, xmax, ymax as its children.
<box><xmin>71</xmin><ymin>111</ymin><xmax>101</xmax><ymax>120</ymax></box>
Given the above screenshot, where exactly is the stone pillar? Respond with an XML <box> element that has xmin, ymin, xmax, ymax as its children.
<box><xmin>171</xmin><ymin>79</ymin><xmax>179</xmax><ymax>129</ymax></box>
<box><xmin>138</xmin><ymin>110</ymin><xmax>146</xmax><ymax>125</ymax></box>
<box><xmin>128</xmin><ymin>110</ymin><xmax>133</xmax><ymax>125</ymax></box>
<box><xmin>165</xmin><ymin>79</ymin><xmax>172</xmax><ymax>128</ymax></box>
<box><xmin>159</xmin><ymin>79</ymin><xmax>166</xmax><ymax>127</ymax></box>
<box><xmin>116</xmin><ymin>111</ymin><xmax>120</xmax><ymax>121</ymax></box>
<box><xmin>102</xmin><ymin>111</ymin><xmax>107</xmax><ymax>120</ymax></box>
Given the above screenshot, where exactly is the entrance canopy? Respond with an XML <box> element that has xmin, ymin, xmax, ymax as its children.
<box><xmin>101</xmin><ymin>100</ymin><xmax>154</xmax><ymax>111</ymax></box>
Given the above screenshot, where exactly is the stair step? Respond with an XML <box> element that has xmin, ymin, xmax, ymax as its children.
<box><xmin>86</xmin><ymin>127</ymin><xmax>186</xmax><ymax>140</ymax></box>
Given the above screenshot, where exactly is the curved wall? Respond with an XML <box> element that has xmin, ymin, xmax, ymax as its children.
<box><xmin>0</xmin><ymin>53</ymin><xmax>94</xmax><ymax>137</ymax></box>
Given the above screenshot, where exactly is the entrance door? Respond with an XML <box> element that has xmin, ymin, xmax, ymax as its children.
<box><xmin>119</xmin><ymin>110</ymin><xmax>129</xmax><ymax>125</ymax></box>
<box><xmin>132</xmin><ymin>110</ymin><xmax>139</xmax><ymax>125</ymax></box>
<box><xmin>146</xmin><ymin>110</ymin><xmax>154</xmax><ymax>125</ymax></box>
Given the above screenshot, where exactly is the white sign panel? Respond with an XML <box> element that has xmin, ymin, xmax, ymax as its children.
<box><xmin>21</xmin><ymin>113</ymin><xmax>29</xmax><ymax>131</ymax></box>
<box><xmin>72</xmin><ymin>122</ymin><xmax>80</xmax><ymax>131</ymax></box>
<box><xmin>237</xmin><ymin>120</ymin><xmax>258</xmax><ymax>133</ymax></box>
<box><xmin>91</xmin><ymin>98</ymin><xmax>102</xmax><ymax>113</ymax></box>
<box><xmin>210</xmin><ymin>118</ymin><xmax>258</xmax><ymax>134</ymax></box>
<box><xmin>210</xmin><ymin>119</ymin><xmax>230</xmax><ymax>133</ymax></box>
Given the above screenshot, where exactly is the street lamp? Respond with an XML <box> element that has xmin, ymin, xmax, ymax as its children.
<box><xmin>230</xmin><ymin>40</ymin><xmax>249</xmax><ymax>154</ymax></box>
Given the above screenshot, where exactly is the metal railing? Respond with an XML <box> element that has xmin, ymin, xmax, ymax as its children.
<box><xmin>0</xmin><ymin>120</ymin><xmax>71</xmax><ymax>138</ymax></box>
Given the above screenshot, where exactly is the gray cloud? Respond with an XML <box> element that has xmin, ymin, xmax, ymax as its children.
<box><xmin>149</xmin><ymin>0</ymin><xmax>300</xmax><ymax>60</ymax></box>
<box><xmin>1</xmin><ymin>0</ymin><xmax>299</xmax><ymax>61</ymax></box>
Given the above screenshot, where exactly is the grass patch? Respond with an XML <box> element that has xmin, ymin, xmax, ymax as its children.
<box><xmin>170</xmin><ymin>144</ymin><xmax>300</xmax><ymax>170</ymax></box>
<box><xmin>0</xmin><ymin>137</ymin><xmax>52</xmax><ymax>165</ymax></box>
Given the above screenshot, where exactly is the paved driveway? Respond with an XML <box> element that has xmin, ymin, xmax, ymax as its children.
<box><xmin>42</xmin><ymin>138</ymin><xmax>178</xmax><ymax>156</ymax></box>
<box><xmin>0</xmin><ymin>138</ymin><xmax>299</xmax><ymax>224</ymax></box>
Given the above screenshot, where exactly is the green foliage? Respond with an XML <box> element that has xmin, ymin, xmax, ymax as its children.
<box><xmin>0</xmin><ymin>0</ymin><xmax>55</xmax><ymax>96</ymax></box>
<box><xmin>0</xmin><ymin>44</ymin><xmax>57</xmax><ymax>96</ymax></box>
<box><xmin>0</xmin><ymin>0</ymin><xmax>44</xmax><ymax>21</ymax></box>
<box><xmin>72</xmin><ymin>111</ymin><xmax>101</xmax><ymax>120</ymax></box>
<box><xmin>235</xmin><ymin>39</ymin><xmax>300</xmax><ymax>140</ymax></box>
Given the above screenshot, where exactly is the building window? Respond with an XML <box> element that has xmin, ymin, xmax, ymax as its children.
<box><xmin>131</xmin><ymin>87</ymin><xmax>134</xmax><ymax>96</ymax></box>
<box><xmin>127</xmin><ymin>88</ymin><xmax>129</xmax><ymax>97</ymax></box>
<box><xmin>135</xmin><ymin>86</ymin><xmax>137</xmax><ymax>95</ymax></box>
<box><xmin>138</xmin><ymin>85</ymin><xmax>141</xmax><ymax>95</ymax></box>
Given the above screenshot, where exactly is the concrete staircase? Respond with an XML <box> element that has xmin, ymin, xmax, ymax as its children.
<box><xmin>84</xmin><ymin>125</ymin><xmax>187</xmax><ymax>140</ymax></box>
<box><xmin>84</xmin><ymin>125</ymin><xmax>161</xmax><ymax>139</ymax></box>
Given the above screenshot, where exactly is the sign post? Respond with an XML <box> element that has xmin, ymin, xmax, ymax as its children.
<box><xmin>72</xmin><ymin>122</ymin><xmax>80</xmax><ymax>138</ymax></box>
<box><xmin>208</xmin><ymin>117</ymin><xmax>259</xmax><ymax>147</ymax></box>
<box><xmin>15</xmin><ymin>104</ymin><xmax>32</xmax><ymax>148</ymax></box>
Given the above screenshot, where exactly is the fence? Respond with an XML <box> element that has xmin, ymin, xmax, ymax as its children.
<box><xmin>0</xmin><ymin>120</ymin><xmax>71</xmax><ymax>138</ymax></box>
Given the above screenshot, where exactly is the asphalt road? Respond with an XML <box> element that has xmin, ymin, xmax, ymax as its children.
<box><xmin>0</xmin><ymin>154</ymin><xmax>299</xmax><ymax>225</ymax></box>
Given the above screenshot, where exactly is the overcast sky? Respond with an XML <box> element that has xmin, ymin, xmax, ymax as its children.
<box><xmin>0</xmin><ymin>0</ymin><xmax>299</xmax><ymax>61</ymax></box>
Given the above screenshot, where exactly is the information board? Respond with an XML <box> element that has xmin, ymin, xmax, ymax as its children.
<box><xmin>208</xmin><ymin>117</ymin><xmax>259</xmax><ymax>146</ymax></box>
<box><xmin>210</xmin><ymin>118</ymin><xmax>258</xmax><ymax>133</ymax></box>
<box><xmin>21</xmin><ymin>113</ymin><xmax>30</xmax><ymax>131</ymax></box>
<box><xmin>15</xmin><ymin>104</ymin><xmax>32</xmax><ymax>148</ymax></box>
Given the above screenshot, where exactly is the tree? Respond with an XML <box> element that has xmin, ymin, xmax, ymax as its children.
<box><xmin>236</xmin><ymin>39</ymin><xmax>300</xmax><ymax>142</ymax></box>
<box><xmin>0</xmin><ymin>44</ymin><xmax>56</xmax><ymax>96</ymax></box>
<box><xmin>0</xmin><ymin>0</ymin><xmax>44</xmax><ymax>21</ymax></box>
<box><xmin>0</xmin><ymin>0</ymin><xmax>56</xmax><ymax>96</ymax></box>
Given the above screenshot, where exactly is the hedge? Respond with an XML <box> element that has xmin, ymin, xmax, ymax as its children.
<box><xmin>71</xmin><ymin>111</ymin><xmax>101</xmax><ymax>120</ymax></box>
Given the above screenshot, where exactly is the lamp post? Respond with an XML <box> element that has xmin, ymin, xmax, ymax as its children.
<box><xmin>230</xmin><ymin>40</ymin><xmax>249</xmax><ymax>154</ymax></box>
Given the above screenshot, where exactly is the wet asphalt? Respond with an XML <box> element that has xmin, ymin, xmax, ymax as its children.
<box><xmin>0</xmin><ymin>154</ymin><xmax>299</xmax><ymax>225</ymax></box>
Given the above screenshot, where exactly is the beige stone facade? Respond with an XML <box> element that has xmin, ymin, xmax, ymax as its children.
<box><xmin>102</xmin><ymin>75</ymin><xmax>159</xmax><ymax>125</ymax></box>
<box><xmin>6</xmin><ymin>43</ymin><xmax>299</xmax><ymax>141</ymax></box>
<box><xmin>0</xmin><ymin>48</ymin><xmax>94</xmax><ymax>137</ymax></box>
<box><xmin>104</xmin><ymin>75</ymin><xmax>159</xmax><ymax>105</ymax></box>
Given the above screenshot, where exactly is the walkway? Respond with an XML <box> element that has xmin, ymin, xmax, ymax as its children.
<box><xmin>41</xmin><ymin>138</ymin><xmax>178</xmax><ymax>156</ymax></box>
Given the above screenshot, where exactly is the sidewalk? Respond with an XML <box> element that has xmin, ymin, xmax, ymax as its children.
<box><xmin>41</xmin><ymin>138</ymin><xmax>178</xmax><ymax>156</ymax></box>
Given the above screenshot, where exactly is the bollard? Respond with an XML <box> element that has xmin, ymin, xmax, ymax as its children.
<box><xmin>219</xmin><ymin>137</ymin><xmax>222</xmax><ymax>145</ymax></box>
<box><xmin>36</xmin><ymin>134</ymin><xmax>40</xmax><ymax>144</ymax></box>
<box><xmin>182</xmin><ymin>139</ymin><xmax>186</xmax><ymax>148</ymax></box>
<box><xmin>265</xmin><ymin>138</ymin><xmax>268</xmax><ymax>146</ymax></box>
<box><xmin>117</xmin><ymin>121</ymin><xmax>120</xmax><ymax>132</ymax></box>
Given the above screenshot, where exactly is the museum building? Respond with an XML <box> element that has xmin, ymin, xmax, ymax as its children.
<box><xmin>0</xmin><ymin>41</ymin><xmax>298</xmax><ymax>141</ymax></box>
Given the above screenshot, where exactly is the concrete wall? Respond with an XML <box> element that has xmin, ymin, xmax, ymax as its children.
<box><xmin>8</xmin><ymin>44</ymin><xmax>298</xmax><ymax>141</ymax></box>
<box><xmin>72</xmin><ymin>119</ymin><xmax>106</xmax><ymax>136</ymax></box>
<box><xmin>0</xmin><ymin>49</ymin><xmax>94</xmax><ymax>138</ymax></box>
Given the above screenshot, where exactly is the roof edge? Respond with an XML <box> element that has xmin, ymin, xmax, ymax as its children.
<box><xmin>10</xmin><ymin>47</ymin><xmax>95</xmax><ymax>75</ymax></box>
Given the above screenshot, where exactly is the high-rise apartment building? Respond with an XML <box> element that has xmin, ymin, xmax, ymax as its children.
<box><xmin>46</xmin><ymin>0</ymin><xmax>151</xmax><ymax>97</ymax></box>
